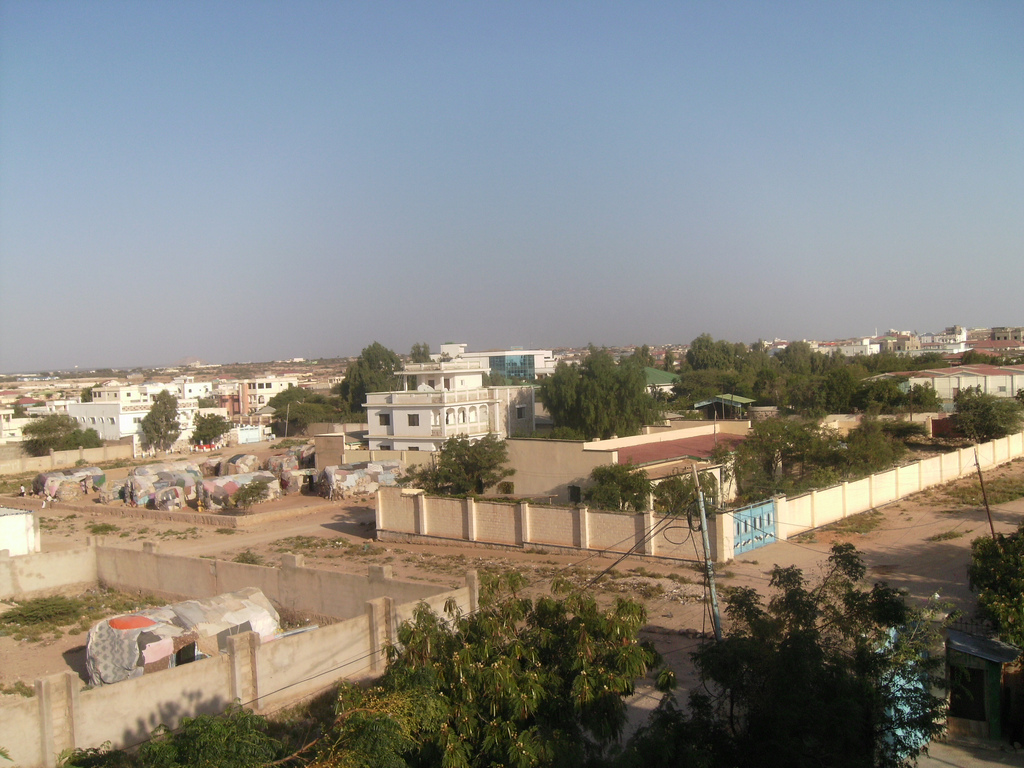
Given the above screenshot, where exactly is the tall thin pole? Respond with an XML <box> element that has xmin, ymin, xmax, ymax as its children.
<box><xmin>691</xmin><ymin>465</ymin><xmax>723</xmax><ymax>641</ymax></box>
<box><xmin>974</xmin><ymin>447</ymin><xmax>996</xmax><ymax>539</ymax></box>
<box><xmin>284</xmin><ymin>402</ymin><xmax>290</xmax><ymax>440</ymax></box>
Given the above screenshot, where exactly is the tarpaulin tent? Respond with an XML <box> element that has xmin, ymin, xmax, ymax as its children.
<box><xmin>125</xmin><ymin>464</ymin><xmax>202</xmax><ymax>508</ymax></box>
<box><xmin>265</xmin><ymin>453</ymin><xmax>299</xmax><ymax>475</ymax></box>
<box><xmin>219</xmin><ymin>454</ymin><xmax>260</xmax><ymax>476</ymax></box>
<box><xmin>33</xmin><ymin>467</ymin><xmax>107</xmax><ymax>497</ymax></box>
<box><xmin>279</xmin><ymin>468</ymin><xmax>316</xmax><ymax>495</ymax></box>
<box><xmin>155</xmin><ymin>485</ymin><xmax>186</xmax><ymax>511</ymax></box>
<box><xmin>85</xmin><ymin>587</ymin><xmax>280</xmax><ymax>686</ymax></box>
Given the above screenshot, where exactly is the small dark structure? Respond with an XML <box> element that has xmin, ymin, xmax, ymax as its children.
<box><xmin>692</xmin><ymin>394</ymin><xmax>755</xmax><ymax>420</ymax></box>
<box><xmin>946</xmin><ymin>629</ymin><xmax>1022</xmax><ymax>741</ymax></box>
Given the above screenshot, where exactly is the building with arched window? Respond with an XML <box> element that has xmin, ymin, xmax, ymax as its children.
<box><xmin>365</xmin><ymin>360</ymin><xmax>534</xmax><ymax>451</ymax></box>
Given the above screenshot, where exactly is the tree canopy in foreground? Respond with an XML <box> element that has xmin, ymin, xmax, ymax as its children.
<box><xmin>617</xmin><ymin>544</ymin><xmax>946</xmax><ymax>768</ymax></box>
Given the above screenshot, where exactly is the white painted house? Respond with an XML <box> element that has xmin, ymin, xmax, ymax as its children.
<box><xmin>365</xmin><ymin>360</ymin><xmax>535</xmax><ymax>451</ymax></box>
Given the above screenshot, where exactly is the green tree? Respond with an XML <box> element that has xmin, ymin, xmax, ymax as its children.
<box><xmin>619</xmin><ymin>544</ymin><xmax>946</xmax><ymax>768</ymax></box>
<box><xmin>80</xmin><ymin>387</ymin><xmax>94</xmax><ymax>403</ymax></box>
<box><xmin>820</xmin><ymin>366</ymin><xmax>860</xmax><ymax>414</ymax></box>
<box><xmin>407</xmin><ymin>434</ymin><xmax>514</xmax><ymax>495</ymax></box>
<box><xmin>968</xmin><ymin>521</ymin><xmax>1024</xmax><ymax>647</ymax></box>
<box><xmin>268</xmin><ymin>386</ymin><xmax>349</xmax><ymax>434</ymax></box>
<box><xmin>662</xmin><ymin>349</ymin><xmax>676</xmax><ymax>372</ymax></box>
<box><xmin>539</xmin><ymin>347</ymin><xmax>658</xmax><ymax>440</ymax></box>
<box><xmin>21</xmin><ymin>415</ymin><xmax>102</xmax><ymax>457</ymax></box>
<box><xmin>630</xmin><ymin>344</ymin><xmax>655</xmax><ymax>368</ymax></box>
<box><xmin>685</xmin><ymin>334</ymin><xmax>736</xmax><ymax>371</ymax></box>
<box><xmin>197</xmin><ymin>396</ymin><xmax>218</xmax><ymax>409</ymax></box>
<box><xmin>584</xmin><ymin>464</ymin><xmax>652</xmax><ymax>512</ymax></box>
<box><xmin>652</xmin><ymin>471</ymin><xmax>718</xmax><ymax>516</ymax></box>
<box><xmin>953</xmin><ymin>386</ymin><xmax>1024</xmax><ymax>443</ymax></box>
<box><xmin>338</xmin><ymin>342</ymin><xmax>403</xmax><ymax>413</ymax></box>
<box><xmin>191</xmin><ymin>414</ymin><xmax>232</xmax><ymax>445</ymax></box>
<box><xmin>140</xmin><ymin>391</ymin><xmax>181</xmax><ymax>451</ymax></box>
<box><xmin>233</xmin><ymin>479</ymin><xmax>270</xmax><ymax>511</ymax></box>
<box><xmin>409</xmin><ymin>342</ymin><xmax>432</xmax><ymax>363</ymax></box>
<box><xmin>319</xmin><ymin>574</ymin><xmax>663</xmax><ymax>768</ymax></box>
<box><xmin>59</xmin><ymin>704</ymin><xmax>281</xmax><ymax>767</ymax></box>
<box><xmin>732</xmin><ymin>418</ymin><xmax>841</xmax><ymax>500</ymax></box>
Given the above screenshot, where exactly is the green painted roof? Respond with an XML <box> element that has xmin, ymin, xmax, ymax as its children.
<box><xmin>644</xmin><ymin>367</ymin><xmax>679</xmax><ymax>387</ymax></box>
<box><xmin>693</xmin><ymin>394</ymin><xmax>756</xmax><ymax>408</ymax></box>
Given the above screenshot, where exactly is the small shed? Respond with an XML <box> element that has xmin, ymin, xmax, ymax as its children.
<box><xmin>693</xmin><ymin>394</ymin><xmax>755</xmax><ymax>420</ymax></box>
<box><xmin>946</xmin><ymin>629</ymin><xmax>1022</xmax><ymax>741</ymax></box>
<box><xmin>0</xmin><ymin>507</ymin><xmax>40</xmax><ymax>556</ymax></box>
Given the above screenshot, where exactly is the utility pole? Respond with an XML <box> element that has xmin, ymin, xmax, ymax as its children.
<box><xmin>691</xmin><ymin>465</ymin><xmax>723</xmax><ymax>641</ymax></box>
<box><xmin>284</xmin><ymin>402</ymin><xmax>290</xmax><ymax>440</ymax></box>
<box><xmin>974</xmin><ymin>447</ymin><xmax>996</xmax><ymax>540</ymax></box>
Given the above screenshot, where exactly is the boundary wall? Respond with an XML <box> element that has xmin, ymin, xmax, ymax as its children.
<box><xmin>769</xmin><ymin>430</ymin><xmax>1024</xmax><ymax>546</ymax></box>
<box><xmin>377</xmin><ymin>489</ymin><xmax>727</xmax><ymax>562</ymax></box>
<box><xmin>0</xmin><ymin>546</ymin><xmax>476</xmax><ymax>768</ymax></box>
<box><xmin>376</xmin><ymin>430</ymin><xmax>1024</xmax><ymax>565</ymax></box>
<box><xmin>0</xmin><ymin>443</ymin><xmax>134</xmax><ymax>476</ymax></box>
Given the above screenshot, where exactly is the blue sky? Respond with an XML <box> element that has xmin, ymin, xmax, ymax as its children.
<box><xmin>1</xmin><ymin>1</ymin><xmax>1021</xmax><ymax>371</ymax></box>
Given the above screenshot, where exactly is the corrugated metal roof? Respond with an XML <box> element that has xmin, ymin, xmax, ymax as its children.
<box><xmin>617</xmin><ymin>432</ymin><xmax>746</xmax><ymax>466</ymax></box>
<box><xmin>947</xmin><ymin>629</ymin><xmax>1021</xmax><ymax>664</ymax></box>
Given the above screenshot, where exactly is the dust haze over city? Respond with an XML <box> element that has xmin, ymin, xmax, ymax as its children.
<box><xmin>1</xmin><ymin>2</ymin><xmax>1022</xmax><ymax>373</ymax></box>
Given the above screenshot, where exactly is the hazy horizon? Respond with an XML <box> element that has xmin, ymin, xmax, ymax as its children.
<box><xmin>2</xmin><ymin>2</ymin><xmax>1021</xmax><ymax>372</ymax></box>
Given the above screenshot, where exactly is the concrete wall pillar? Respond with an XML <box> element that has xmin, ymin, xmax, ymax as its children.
<box><xmin>810</xmin><ymin>490</ymin><xmax>818</xmax><ymax>529</ymax></box>
<box><xmin>641</xmin><ymin>511</ymin><xmax>655</xmax><ymax>556</ymax></box>
<box><xmin>366</xmin><ymin>597</ymin><xmax>391</xmax><ymax>674</ymax></box>
<box><xmin>774</xmin><ymin>496</ymin><xmax>789</xmax><ymax>541</ymax></box>
<box><xmin>516</xmin><ymin>502</ymin><xmax>530</xmax><ymax>546</ymax></box>
<box><xmin>464</xmin><ymin>497</ymin><xmax>477</xmax><ymax>542</ymax></box>
<box><xmin>227</xmin><ymin>631</ymin><xmax>258</xmax><ymax>706</ymax></box>
<box><xmin>414</xmin><ymin>493</ymin><xmax>428</xmax><ymax>535</ymax></box>
<box><xmin>714</xmin><ymin>510</ymin><xmax>733</xmax><ymax>563</ymax></box>
<box><xmin>35</xmin><ymin>672</ymin><xmax>75</xmax><ymax>767</ymax></box>
<box><xmin>466</xmin><ymin>570</ymin><xmax>480</xmax><ymax>614</ymax></box>
<box><xmin>841</xmin><ymin>482</ymin><xmax>849</xmax><ymax>518</ymax></box>
<box><xmin>576</xmin><ymin>506</ymin><xmax>590</xmax><ymax>549</ymax></box>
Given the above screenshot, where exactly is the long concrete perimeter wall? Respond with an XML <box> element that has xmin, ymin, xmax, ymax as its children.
<box><xmin>377</xmin><ymin>489</ymin><xmax>726</xmax><ymax>562</ymax></box>
<box><xmin>0</xmin><ymin>546</ymin><xmax>476</xmax><ymax>768</ymax></box>
<box><xmin>772</xmin><ymin>430</ymin><xmax>1024</xmax><ymax>542</ymax></box>
<box><xmin>0</xmin><ymin>443</ymin><xmax>134</xmax><ymax>476</ymax></box>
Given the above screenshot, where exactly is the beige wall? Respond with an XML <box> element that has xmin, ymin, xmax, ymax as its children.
<box><xmin>376</xmin><ymin>487</ymin><xmax>710</xmax><ymax>561</ymax></box>
<box><xmin>0</xmin><ymin>442</ymin><xmax>134</xmax><ymax>476</ymax></box>
<box><xmin>504</xmin><ymin>438</ymin><xmax>614</xmax><ymax>503</ymax></box>
<box><xmin>769</xmin><ymin>430</ymin><xmax>1024</xmax><ymax>541</ymax></box>
<box><xmin>0</xmin><ymin>546</ymin><xmax>97</xmax><ymax>599</ymax></box>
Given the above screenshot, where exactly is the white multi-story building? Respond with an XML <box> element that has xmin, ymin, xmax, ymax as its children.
<box><xmin>68</xmin><ymin>383</ymin><xmax>199</xmax><ymax>450</ymax></box>
<box><xmin>365</xmin><ymin>360</ymin><xmax>535</xmax><ymax>451</ymax></box>
<box><xmin>435</xmin><ymin>343</ymin><xmax>558</xmax><ymax>380</ymax></box>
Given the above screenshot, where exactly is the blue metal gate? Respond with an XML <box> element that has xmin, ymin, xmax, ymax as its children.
<box><xmin>732</xmin><ymin>499</ymin><xmax>777</xmax><ymax>555</ymax></box>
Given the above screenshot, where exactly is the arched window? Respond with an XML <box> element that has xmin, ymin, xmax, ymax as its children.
<box><xmin>458</xmin><ymin>408</ymin><xmax>466</xmax><ymax>424</ymax></box>
<box><xmin>468</xmin><ymin>406</ymin><xmax>477</xmax><ymax>423</ymax></box>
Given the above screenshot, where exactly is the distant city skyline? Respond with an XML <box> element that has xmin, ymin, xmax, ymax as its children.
<box><xmin>1</xmin><ymin>322</ymin><xmax>1019</xmax><ymax>375</ymax></box>
<box><xmin>2</xmin><ymin>2</ymin><xmax>1021</xmax><ymax>372</ymax></box>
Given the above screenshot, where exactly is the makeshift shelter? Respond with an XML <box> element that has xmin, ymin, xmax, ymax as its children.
<box><xmin>126</xmin><ymin>463</ymin><xmax>202</xmax><ymax>508</ymax></box>
<box><xmin>947</xmin><ymin>629</ymin><xmax>1022</xmax><ymax>741</ymax></box>
<box><xmin>33</xmin><ymin>467</ymin><xmax>106</xmax><ymax>498</ymax></box>
<box><xmin>265</xmin><ymin>453</ymin><xmax>299</xmax><ymax>475</ymax></box>
<box><xmin>85</xmin><ymin>587</ymin><xmax>280</xmax><ymax>686</ymax></box>
<box><xmin>219</xmin><ymin>454</ymin><xmax>260</xmax><ymax>476</ymax></box>
<box><xmin>202</xmin><ymin>471</ymin><xmax>280</xmax><ymax>508</ymax></box>
<box><xmin>279</xmin><ymin>468</ymin><xmax>316</xmax><ymax>495</ymax></box>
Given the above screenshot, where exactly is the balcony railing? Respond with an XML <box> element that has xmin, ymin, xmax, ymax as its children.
<box><xmin>365</xmin><ymin>389</ymin><xmax>499</xmax><ymax>406</ymax></box>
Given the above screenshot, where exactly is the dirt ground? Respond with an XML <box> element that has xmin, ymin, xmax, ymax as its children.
<box><xmin>3</xmin><ymin>448</ymin><xmax>1024</xmax><ymax>760</ymax></box>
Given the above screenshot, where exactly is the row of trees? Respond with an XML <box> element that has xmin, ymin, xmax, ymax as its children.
<box><xmin>60</xmin><ymin>546</ymin><xmax>946</xmax><ymax>768</ymax></box>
